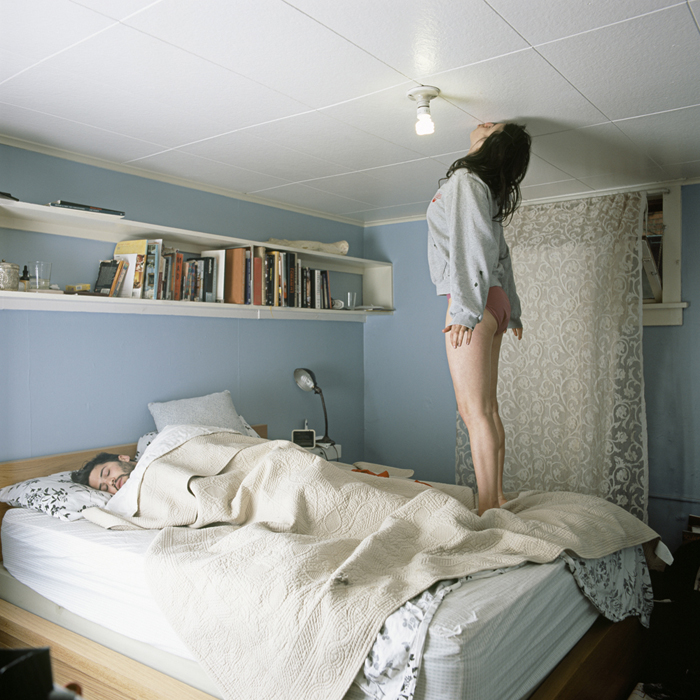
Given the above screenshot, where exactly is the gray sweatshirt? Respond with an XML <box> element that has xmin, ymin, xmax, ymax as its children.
<box><xmin>427</xmin><ymin>169</ymin><xmax>522</xmax><ymax>330</ymax></box>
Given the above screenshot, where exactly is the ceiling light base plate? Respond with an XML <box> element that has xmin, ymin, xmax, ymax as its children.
<box><xmin>407</xmin><ymin>86</ymin><xmax>441</xmax><ymax>104</ymax></box>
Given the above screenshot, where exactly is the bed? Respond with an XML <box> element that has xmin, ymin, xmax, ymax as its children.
<box><xmin>0</xmin><ymin>425</ymin><xmax>667</xmax><ymax>700</ymax></box>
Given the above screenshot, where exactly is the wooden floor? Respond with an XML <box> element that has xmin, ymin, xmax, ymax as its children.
<box><xmin>0</xmin><ymin>600</ymin><xmax>213</xmax><ymax>700</ymax></box>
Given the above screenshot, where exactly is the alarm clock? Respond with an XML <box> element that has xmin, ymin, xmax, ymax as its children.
<box><xmin>291</xmin><ymin>429</ymin><xmax>316</xmax><ymax>449</ymax></box>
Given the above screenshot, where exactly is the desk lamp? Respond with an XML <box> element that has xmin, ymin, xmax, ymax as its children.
<box><xmin>294</xmin><ymin>368</ymin><xmax>334</xmax><ymax>446</ymax></box>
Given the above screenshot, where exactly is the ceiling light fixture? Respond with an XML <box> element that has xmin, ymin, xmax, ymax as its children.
<box><xmin>407</xmin><ymin>86</ymin><xmax>440</xmax><ymax>136</ymax></box>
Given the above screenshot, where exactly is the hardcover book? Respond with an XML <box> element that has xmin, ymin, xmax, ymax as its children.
<box><xmin>200</xmin><ymin>249</ymin><xmax>226</xmax><ymax>302</ymax></box>
<box><xmin>113</xmin><ymin>239</ymin><xmax>148</xmax><ymax>298</ymax></box>
<box><xmin>224</xmin><ymin>247</ymin><xmax>248</xmax><ymax>304</ymax></box>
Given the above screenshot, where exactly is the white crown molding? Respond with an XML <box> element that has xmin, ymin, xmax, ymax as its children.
<box><xmin>0</xmin><ymin>135</ymin><xmax>362</xmax><ymax>228</ymax></box>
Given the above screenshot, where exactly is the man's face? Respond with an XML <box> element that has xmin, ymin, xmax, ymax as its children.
<box><xmin>89</xmin><ymin>455</ymin><xmax>136</xmax><ymax>494</ymax></box>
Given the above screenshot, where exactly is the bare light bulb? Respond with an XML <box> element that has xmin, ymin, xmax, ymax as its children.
<box><xmin>415</xmin><ymin>112</ymin><xmax>434</xmax><ymax>135</ymax></box>
<box><xmin>407</xmin><ymin>85</ymin><xmax>440</xmax><ymax>137</ymax></box>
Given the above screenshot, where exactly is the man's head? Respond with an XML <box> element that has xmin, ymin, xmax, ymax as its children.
<box><xmin>71</xmin><ymin>453</ymin><xmax>136</xmax><ymax>494</ymax></box>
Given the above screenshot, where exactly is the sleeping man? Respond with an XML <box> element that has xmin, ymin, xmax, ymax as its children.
<box><xmin>71</xmin><ymin>453</ymin><xmax>136</xmax><ymax>494</ymax></box>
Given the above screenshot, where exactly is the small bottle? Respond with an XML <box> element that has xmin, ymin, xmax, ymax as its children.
<box><xmin>18</xmin><ymin>265</ymin><xmax>30</xmax><ymax>292</ymax></box>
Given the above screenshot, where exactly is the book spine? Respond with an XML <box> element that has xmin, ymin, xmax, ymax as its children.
<box><xmin>295</xmin><ymin>258</ymin><xmax>302</xmax><ymax>308</ymax></box>
<box><xmin>265</xmin><ymin>253</ymin><xmax>273</xmax><ymax>305</ymax></box>
<box><xmin>253</xmin><ymin>254</ymin><xmax>263</xmax><ymax>306</ymax></box>
<box><xmin>274</xmin><ymin>251</ymin><xmax>281</xmax><ymax>306</ymax></box>
<box><xmin>132</xmin><ymin>252</ymin><xmax>145</xmax><ymax>298</ymax></box>
<box><xmin>203</xmin><ymin>256</ymin><xmax>216</xmax><ymax>303</ymax></box>
<box><xmin>245</xmin><ymin>251</ymin><xmax>251</xmax><ymax>305</ymax></box>
<box><xmin>174</xmin><ymin>253</ymin><xmax>183</xmax><ymax>301</ymax></box>
<box><xmin>143</xmin><ymin>241</ymin><xmax>160</xmax><ymax>299</ymax></box>
<box><xmin>109</xmin><ymin>260</ymin><xmax>126</xmax><ymax>296</ymax></box>
<box><xmin>287</xmin><ymin>253</ymin><xmax>296</xmax><ymax>308</ymax></box>
<box><xmin>224</xmin><ymin>248</ymin><xmax>247</xmax><ymax>304</ymax></box>
<box><xmin>314</xmin><ymin>269</ymin><xmax>321</xmax><ymax>309</ymax></box>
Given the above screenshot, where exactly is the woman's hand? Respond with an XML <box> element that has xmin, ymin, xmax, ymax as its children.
<box><xmin>443</xmin><ymin>323</ymin><xmax>472</xmax><ymax>348</ymax></box>
<box><xmin>512</xmin><ymin>327</ymin><xmax>523</xmax><ymax>340</ymax></box>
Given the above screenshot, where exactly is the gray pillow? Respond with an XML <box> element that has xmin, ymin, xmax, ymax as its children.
<box><xmin>148</xmin><ymin>390</ymin><xmax>253</xmax><ymax>435</ymax></box>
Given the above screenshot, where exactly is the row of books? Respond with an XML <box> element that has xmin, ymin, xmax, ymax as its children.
<box><xmin>105</xmin><ymin>240</ymin><xmax>334</xmax><ymax>309</ymax></box>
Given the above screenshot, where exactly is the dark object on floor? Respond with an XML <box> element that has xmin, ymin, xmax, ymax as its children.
<box><xmin>643</xmin><ymin>539</ymin><xmax>700</xmax><ymax>700</ymax></box>
<box><xmin>0</xmin><ymin>647</ymin><xmax>53</xmax><ymax>700</ymax></box>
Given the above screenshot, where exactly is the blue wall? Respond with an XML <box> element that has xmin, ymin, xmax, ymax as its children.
<box><xmin>363</xmin><ymin>220</ymin><xmax>457</xmax><ymax>484</ymax></box>
<box><xmin>644</xmin><ymin>184</ymin><xmax>700</xmax><ymax>551</ymax></box>
<box><xmin>0</xmin><ymin>145</ymin><xmax>365</xmax><ymax>463</ymax></box>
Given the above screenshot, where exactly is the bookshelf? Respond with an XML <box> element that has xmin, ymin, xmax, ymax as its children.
<box><xmin>0</xmin><ymin>200</ymin><xmax>393</xmax><ymax>322</ymax></box>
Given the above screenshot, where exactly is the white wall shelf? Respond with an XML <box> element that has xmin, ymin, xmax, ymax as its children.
<box><xmin>0</xmin><ymin>200</ymin><xmax>393</xmax><ymax>321</ymax></box>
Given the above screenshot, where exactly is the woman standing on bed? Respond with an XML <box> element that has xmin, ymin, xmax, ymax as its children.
<box><xmin>427</xmin><ymin>121</ymin><xmax>531</xmax><ymax>516</ymax></box>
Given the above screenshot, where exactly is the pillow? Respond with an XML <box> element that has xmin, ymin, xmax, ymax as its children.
<box><xmin>237</xmin><ymin>414</ymin><xmax>261</xmax><ymax>439</ymax></box>
<box><xmin>148</xmin><ymin>390</ymin><xmax>256</xmax><ymax>436</ymax></box>
<box><xmin>135</xmin><ymin>431</ymin><xmax>158</xmax><ymax>460</ymax></box>
<box><xmin>0</xmin><ymin>471</ymin><xmax>112</xmax><ymax>521</ymax></box>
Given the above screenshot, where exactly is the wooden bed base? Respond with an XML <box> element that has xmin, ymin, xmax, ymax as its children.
<box><xmin>0</xmin><ymin>433</ymin><xmax>647</xmax><ymax>700</ymax></box>
<box><xmin>0</xmin><ymin>599</ymin><xmax>646</xmax><ymax>700</ymax></box>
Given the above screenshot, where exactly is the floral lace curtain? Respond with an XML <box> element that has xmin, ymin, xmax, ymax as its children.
<box><xmin>456</xmin><ymin>192</ymin><xmax>648</xmax><ymax>520</ymax></box>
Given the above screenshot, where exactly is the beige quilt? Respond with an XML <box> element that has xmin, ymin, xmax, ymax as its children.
<box><xmin>84</xmin><ymin>430</ymin><xmax>664</xmax><ymax>700</ymax></box>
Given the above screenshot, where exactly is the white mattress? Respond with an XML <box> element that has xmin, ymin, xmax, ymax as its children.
<box><xmin>1</xmin><ymin>507</ymin><xmax>190</xmax><ymax>658</ymax></box>
<box><xmin>1</xmin><ymin>507</ymin><xmax>599</xmax><ymax>700</ymax></box>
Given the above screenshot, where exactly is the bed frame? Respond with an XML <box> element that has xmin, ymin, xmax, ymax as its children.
<box><xmin>0</xmin><ymin>434</ymin><xmax>648</xmax><ymax>700</ymax></box>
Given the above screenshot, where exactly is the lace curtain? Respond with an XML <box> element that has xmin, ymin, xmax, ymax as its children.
<box><xmin>456</xmin><ymin>192</ymin><xmax>649</xmax><ymax>520</ymax></box>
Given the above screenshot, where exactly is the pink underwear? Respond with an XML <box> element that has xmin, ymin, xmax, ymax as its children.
<box><xmin>447</xmin><ymin>286</ymin><xmax>511</xmax><ymax>333</ymax></box>
<box><xmin>485</xmin><ymin>285</ymin><xmax>511</xmax><ymax>334</ymax></box>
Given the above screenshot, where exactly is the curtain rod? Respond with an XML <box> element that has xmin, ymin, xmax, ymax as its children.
<box><xmin>522</xmin><ymin>185</ymin><xmax>672</xmax><ymax>207</ymax></box>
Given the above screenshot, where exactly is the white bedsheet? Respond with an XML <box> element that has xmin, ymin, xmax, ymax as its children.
<box><xmin>1</xmin><ymin>506</ymin><xmax>191</xmax><ymax>658</ymax></box>
<box><xmin>1</xmin><ymin>506</ymin><xmax>600</xmax><ymax>700</ymax></box>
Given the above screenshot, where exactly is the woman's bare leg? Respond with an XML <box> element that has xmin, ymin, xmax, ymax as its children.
<box><xmin>445</xmin><ymin>304</ymin><xmax>500</xmax><ymax>515</ymax></box>
<box><xmin>489</xmin><ymin>332</ymin><xmax>507</xmax><ymax>505</ymax></box>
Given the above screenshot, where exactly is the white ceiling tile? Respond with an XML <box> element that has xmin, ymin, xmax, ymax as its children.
<box><xmin>180</xmin><ymin>131</ymin><xmax>352</xmax><ymax>181</ymax></box>
<box><xmin>657</xmin><ymin>160</ymin><xmax>700</xmax><ymax>180</ymax></box>
<box><xmin>127</xmin><ymin>150</ymin><xmax>290</xmax><ymax>193</ymax></box>
<box><xmin>246</xmin><ymin>112</ymin><xmax>427</xmax><ymax>170</ymax></box>
<box><xmin>426</xmin><ymin>50</ymin><xmax>610</xmax><ymax>134</ymax></box>
<box><xmin>536</xmin><ymin>5</ymin><xmax>700</xmax><ymax>120</ymax></box>
<box><xmin>300</xmin><ymin>172</ymin><xmax>401</xmax><ymax>207</ymax></box>
<box><xmin>122</xmin><ymin>0</ymin><xmax>407</xmax><ymax>108</ymax></box>
<box><xmin>0</xmin><ymin>66</ymin><xmax>222</xmax><ymax>147</ymax></box>
<box><xmin>349</xmin><ymin>201</ymin><xmax>434</xmax><ymax>224</ymax></box>
<box><xmin>1</xmin><ymin>0</ymin><xmax>115</xmax><ymax>61</ymax></box>
<box><xmin>250</xmin><ymin>183</ymin><xmax>373</xmax><ymax>216</ymax></box>
<box><xmin>285</xmin><ymin>0</ymin><xmax>529</xmax><ymax>78</ymax></box>
<box><xmin>0</xmin><ymin>49</ymin><xmax>36</xmax><ymax>83</ymax></box>
<box><xmin>71</xmin><ymin>0</ymin><xmax>167</xmax><ymax>20</ymax></box>
<box><xmin>357</xmin><ymin>158</ymin><xmax>449</xmax><ymax>201</ymax></box>
<box><xmin>614</xmin><ymin>106</ymin><xmax>700</xmax><ymax>166</ymax></box>
<box><xmin>521</xmin><ymin>154</ymin><xmax>580</xmax><ymax>187</ymax></box>
<box><xmin>40</xmin><ymin>24</ymin><xmax>311</xmax><ymax>135</ymax></box>
<box><xmin>488</xmin><ymin>0</ymin><xmax>682</xmax><ymax>45</ymax></box>
<box><xmin>305</xmin><ymin>158</ymin><xmax>445</xmax><ymax>208</ymax></box>
<box><xmin>0</xmin><ymin>102</ymin><xmax>166</xmax><ymax>163</ymax></box>
<box><xmin>577</xmin><ymin>171</ymin><xmax>670</xmax><ymax>191</ymax></box>
<box><xmin>532</xmin><ymin>123</ymin><xmax>673</xmax><ymax>181</ymax></box>
<box><xmin>521</xmin><ymin>180</ymin><xmax>594</xmax><ymax>202</ymax></box>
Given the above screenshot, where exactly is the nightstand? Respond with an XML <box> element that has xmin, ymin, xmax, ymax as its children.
<box><xmin>306</xmin><ymin>444</ymin><xmax>342</xmax><ymax>460</ymax></box>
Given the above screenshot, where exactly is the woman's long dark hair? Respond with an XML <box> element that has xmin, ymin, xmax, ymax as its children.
<box><xmin>444</xmin><ymin>123</ymin><xmax>531</xmax><ymax>223</ymax></box>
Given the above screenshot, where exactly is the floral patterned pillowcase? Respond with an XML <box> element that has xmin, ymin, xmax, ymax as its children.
<box><xmin>0</xmin><ymin>471</ymin><xmax>112</xmax><ymax>521</ymax></box>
